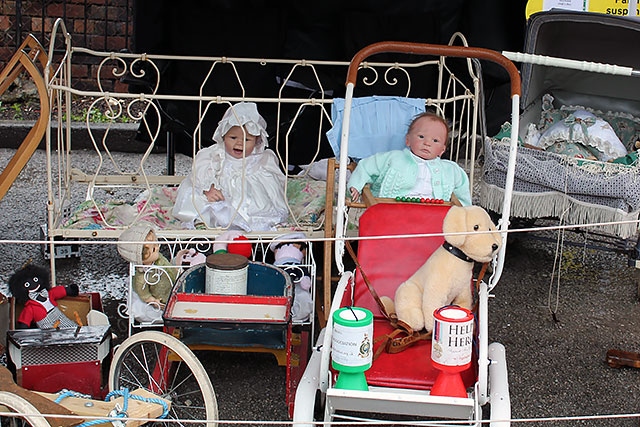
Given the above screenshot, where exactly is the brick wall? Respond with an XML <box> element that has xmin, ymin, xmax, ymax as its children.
<box><xmin>0</xmin><ymin>0</ymin><xmax>133</xmax><ymax>91</ymax></box>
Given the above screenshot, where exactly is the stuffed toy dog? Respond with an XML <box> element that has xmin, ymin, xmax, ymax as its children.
<box><xmin>9</xmin><ymin>264</ymin><xmax>79</xmax><ymax>329</ymax></box>
<box><xmin>381</xmin><ymin>205</ymin><xmax>501</xmax><ymax>333</ymax></box>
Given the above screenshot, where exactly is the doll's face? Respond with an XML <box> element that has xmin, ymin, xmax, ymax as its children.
<box><xmin>142</xmin><ymin>230</ymin><xmax>160</xmax><ymax>265</ymax></box>
<box><xmin>405</xmin><ymin>116</ymin><xmax>447</xmax><ymax>161</ymax></box>
<box><xmin>22</xmin><ymin>273</ymin><xmax>45</xmax><ymax>294</ymax></box>
<box><xmin>21</xmin><ymin>272</ymin><xmax>48</xmax><ymax>302</ymax></box>
<box><xmin>223</xmin><ymin>126</ymin><xmax>257</xmax><ymax>159</ymax></box>
<box><xmin>283</xmin><ymin>265</ymin><xmax>305</xmax><ymax>284</ymax></box>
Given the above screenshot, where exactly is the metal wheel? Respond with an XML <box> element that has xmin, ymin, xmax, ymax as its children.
<box><xmin>108</xmin><ymin>330</ymin><xmax>217</xmax><ymax>426</ymax></box>
<box><xmin>0</xmin><ymin>391</ymin><xmax>51</xmax><ymax>427</ymax></box>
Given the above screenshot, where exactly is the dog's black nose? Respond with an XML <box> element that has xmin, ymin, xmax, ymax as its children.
<box><xmin>492</xmin><ymin>243</ymin><xmax>499</xmax><ymax>251</ymax></box>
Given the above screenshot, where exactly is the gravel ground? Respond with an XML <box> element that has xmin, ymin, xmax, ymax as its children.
<box><xmin>1</xmin><ymin>147</ymin><xmax>640</xmax><ymax>425</ymax></box>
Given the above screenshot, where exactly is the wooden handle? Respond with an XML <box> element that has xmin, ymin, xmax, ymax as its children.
<box><xmin>346</xmin><ymin>41</ymin><xmax>521</xmax><ymax>98</ymax></box>
<box><xmin>74</xmin><ymin>310</ymin><xmax>83</xmax><ymax>326</ymax></box>
<box><xmin>606</xmin><ymin>349</ymin><xmax>640</xmax><ymax>369</ymax></box>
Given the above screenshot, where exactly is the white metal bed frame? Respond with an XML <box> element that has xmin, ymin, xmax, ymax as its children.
<box><xmin>42</xmin><ymin>20</ymin><xmax>485</xmax><ymax>330</ymax></box>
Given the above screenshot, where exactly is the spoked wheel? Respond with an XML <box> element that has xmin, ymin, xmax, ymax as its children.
<box><xmin>0</xmin><ymin>391</ymin><xmax>51</xmax><ymax>427</ymax></box>
<box><xmin>108</xmin><ymin>330</ymin><xmax>217</xmax><ymax>426</ymax></box>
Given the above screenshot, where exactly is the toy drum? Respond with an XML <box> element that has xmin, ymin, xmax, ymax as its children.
<box><xmin>205</xmin><ymin>253</ymin><xmax>248</xmax><ymax>295</ymax></box>
<box><xmin>431</xmin><ymin>305</ymin><xmax>474</xmax><ymax>368</ymax></box>
<box><xmin>331</xmin><ymin>307</ymin><xmax>373</xmax><ymax>390</ymax></box>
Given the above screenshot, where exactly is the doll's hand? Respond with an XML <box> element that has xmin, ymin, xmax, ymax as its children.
<box><xmin>144</xmin><ymin>296</ymin><xmax>165</xmax><ymax>308</ymax></box>
<box><xmin>298</xmin><ymin>275</ymin><xmax>312</xmax><ymax>291</ymax></box>
<box><xmin>65</xmin><ymin>283</ymin><xmax>79</xmax><ymax>297</ymax></box>
<box><xmin>349</xmin><ymin>187</ymin><xmax>360</xmax><ymax>202</ymax></box>
<box><xmin>174</xmin><ymin>248</ymin><xmax>192</xmax><ymax>265</ymax></box>
<box><xmin>204</xmin><ymin>185</ymin><xmax>225</xmax><ymax>202</ymax></box>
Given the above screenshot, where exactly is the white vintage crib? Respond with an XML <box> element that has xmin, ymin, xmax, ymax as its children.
<box><xmin>40</xmin><ymin>19</ymin><xmax>487</xmax><ymax>332</ymax></box>
<box><xmin>43</xmin><ymin>19</ymin><xmax>335</xmax><ymax>332</ymax></box>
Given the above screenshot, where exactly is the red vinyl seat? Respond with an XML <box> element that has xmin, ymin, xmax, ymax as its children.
<box><xmin>349</xmin><ymin>203</ymin><xmax>477</xmax><ymax>390</ymax></box>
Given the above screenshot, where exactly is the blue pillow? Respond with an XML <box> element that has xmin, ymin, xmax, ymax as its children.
<box><xmin>326</xmin><ymin>96</ymin><xmax>426</xmax><ymax>160</ymax></box>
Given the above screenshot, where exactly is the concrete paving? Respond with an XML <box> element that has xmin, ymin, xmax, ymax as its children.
<box><xmin>1</xmin><ymin>146</ymin><xmax>639</xmax><ymax>426</ymax></box>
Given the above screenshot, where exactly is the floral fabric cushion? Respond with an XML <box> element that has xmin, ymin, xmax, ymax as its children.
<box><xmin>538</xmin><ymin>109</ymin><xmax>627</xmax><ymax>162</ymax></box>
<box><xmin>524</xmin><ymin>120</ymin><xmax>597</xmax><ymax>160</ymax></box>
<box><xmin>534</xmin><ymin>93</ymin><xmax>640</xmax><ymax>154</ymax></box>
<box><xmin>581</xmin><ymin>111</ymin><xmax>640</xmax><ymax>152</ymax></box>
<box><xmin>62</xmin><ymin>178</ymin><xmax>328</xmax><ymax>230</ymax></box>
<box><xmin>285</xmin><ymin>177</ymin><xmax>326</xmax><ymax>226</ymax></box>
<box><xmin>538</xmin><ymin>93</ymin><xmax>566</xmax><ymax>132</ymax></box>
<box><xmin>544</xmin><ymin>141</ymin><xmax>599</xmax><ymax>160</ymax></box>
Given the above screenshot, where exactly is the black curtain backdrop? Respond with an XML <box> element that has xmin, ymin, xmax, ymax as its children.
<box><xmin>132</xmin><ymin>0</ymin><xmax>526</xmax><ymax>165</ymax></box>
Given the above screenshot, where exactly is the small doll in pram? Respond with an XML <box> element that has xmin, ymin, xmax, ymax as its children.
<box><xmin>269</xmin><ymin>232</ymin><xmax>313</xmax><ymax>322</ymax></box>
<box><xmin>9</xmin><ymin>263</ymin><xmax>79</xmax><ymax>329</ymax></box>
<box><xmin>117</xmin><ymin>222</ymin><xmax>194</xmax><ymax>308</ymax></box>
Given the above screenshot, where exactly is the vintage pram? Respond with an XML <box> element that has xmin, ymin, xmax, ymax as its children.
<box><xmin>480</xmin><ymin>10</ymin><xmax>640</xmax><ymax>275</ymax></box>
<box><xmin>293</xmin><ymin>42</ymin><xmax>521</xmax><ymax>426</ymax></box>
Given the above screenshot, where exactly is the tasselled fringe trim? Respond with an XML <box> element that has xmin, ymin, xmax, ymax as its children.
<box><xmin>479</xmin><ymin>181</ymin><xmax>639</xmax><ymax>239</ymax></box>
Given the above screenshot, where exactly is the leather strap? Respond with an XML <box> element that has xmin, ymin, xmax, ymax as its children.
<box><xmin>471</xmin><ymin>262</ymin><xmax>489</xmax><ymax>313</ymax></box>
<box><xmin>346</xmin><ymin>240</ymin><xmax>428</xmax><ymax>358</ymax></box>
<box><xmin>345</xmin><ymin>239</ymin><xmax>489</xmax><ymax>358</ymax></box>
<box><xmin>345</xmin><ymin>240</ymin><xmax>396</xmax><ymax>324</ymax></box>
<box><xmin>377</xmin><ymin>328</ymin><xmax>432</xmax><ymax>356</ymax></box>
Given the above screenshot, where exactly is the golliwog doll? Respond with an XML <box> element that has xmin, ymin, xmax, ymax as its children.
<box><xmin>9</xmin><ymin>263</ymin><xmax>79</xmax><ymax>329</ymax></box>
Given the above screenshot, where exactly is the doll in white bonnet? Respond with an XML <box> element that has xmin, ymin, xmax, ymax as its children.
<box><xmin>117</xmin><ymin>222</ymin><xmax>189</xmax><ymax>308</ymax></box>
<box><xmin>172</xmin><ymin>102</ymin><xmax>289</xmax><ymax>231</ymax></box>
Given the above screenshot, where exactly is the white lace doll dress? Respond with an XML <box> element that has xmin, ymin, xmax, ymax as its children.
<box><xmin>173</xmin><ymin>143</ymin><xmax>289</xmax><ymax>231</ymax></box>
